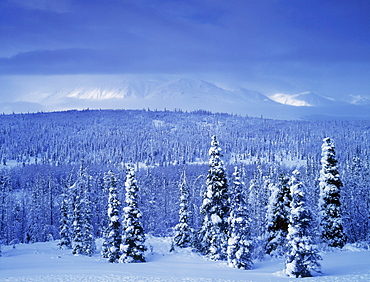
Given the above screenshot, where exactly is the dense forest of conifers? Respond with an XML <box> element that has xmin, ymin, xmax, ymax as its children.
<box><xmin>0</xmin><ymin>109</ymin><xmax>369</xmax><ymax>248</ymax></box>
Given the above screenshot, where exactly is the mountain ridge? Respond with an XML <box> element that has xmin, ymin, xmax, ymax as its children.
<box><xmin>1</xmin><ymin>78</ymin><xmax>369</xmax><ymax>120</ymax></box>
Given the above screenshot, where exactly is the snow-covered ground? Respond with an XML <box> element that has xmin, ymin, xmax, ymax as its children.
<box><xmin>1</xmin><ymin>237</ymin><xmax>370</xmax><ymax>281</ymax></box>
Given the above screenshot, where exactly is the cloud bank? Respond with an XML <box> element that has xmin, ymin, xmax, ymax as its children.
<box><xmin>0</xmin><ymin>0</ymin><xmax>369</xmax><ymax>108</ymax></box>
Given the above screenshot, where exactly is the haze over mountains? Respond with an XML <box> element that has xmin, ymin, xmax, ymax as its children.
<box><xmin>1</xmin><ymin>78</ymin><xmax>369</xmax><ymax>120</ymax></box>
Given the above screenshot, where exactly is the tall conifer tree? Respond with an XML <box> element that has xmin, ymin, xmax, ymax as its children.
<box><xmin>285</xmin><ymin>170</ymin><xmax>321</xmax><ymax>278</ymax></box>
<box><xmin>72</xmin><ymin>166</ymin><xmax>95</xmax><ymax>256</ymax></box>
<box><xmin>173</xmin><ymin>169</ymin><xmax>192</xmax><ymax>249</ymax></box>
<box><xmin>343</xmin><ymin>154</ymin><xmax>369</xmax><ymax>242</ymax></box>
<box><xmin>81</xmin><ymin>180</ymin><xmax>96</xmax><ymax>256</ymax></box>
<box><xmin>198</xmin><ymin>135</ymin><xmax>229</xmax><ymax>260</ymax></box>
<box><xmin>227</xmin><ymin>166</ymin><xmax>253</xmax><ymax>269</ymax></box>
<box><xmin>318</xmin><ymin>137</ymin><xmax>346</xmax><ymax>248</ymax></box>
<box><xmin>266</xmin><ymin>173</ymin><xmax>291</xmax><ymax>256</ymax></box>
<box><xmin>119</xmin><ymin>164</ymin><xmax>146</xmax><ymax>263</ymax></box>
<box><xmin>248</xmin><ymin>161</ymin><xmax>268</xmax><ymax>238</ymax></box>
<box><xmin>71</xmin><ymin>180</ymin><xmax>84</xmax><ymax>255</ymax></box>
<box><xmin>59</xmin><ymin>184</ymin><xmax>71</xmax><ymax>250</ymax></box>
<box><xmin>248</xmin><ymin>161</ymin><xmax>269</xmax><ymax>259</ymax></box>
<box><xmin>101</xmin><ymin>170</ymin><xmax>122</xmax><ymax>262</ymax></box>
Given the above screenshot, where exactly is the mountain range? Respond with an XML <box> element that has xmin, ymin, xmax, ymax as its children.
<box><xmin>1</xmin><ymin>78</ymin><xmax>369</xmax><ymax>120</ymax></box>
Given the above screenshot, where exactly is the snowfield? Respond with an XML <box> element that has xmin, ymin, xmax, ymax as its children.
<box><xmin>1</xmin><ymin>237</ymin><xmax>370</xmax><ymax>282</ymax></box>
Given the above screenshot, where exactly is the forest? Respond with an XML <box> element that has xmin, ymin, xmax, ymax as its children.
<box><xmin>0</xmin><ymin>109</ymin><xmax>369</xmax><ymax>276</ymax></box>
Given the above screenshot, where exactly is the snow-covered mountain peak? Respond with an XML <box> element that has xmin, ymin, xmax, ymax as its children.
<box><xmin>270</xmin><ymin>93</ymin><xmax>311</xmax><ymax>106</ymax></box>
<box><xmin>67</xmin><ymin>87</ymin><xmax>126</xmax><ymax>100</ymax></box>
<box><xmin>146</xmin><ymin>78</ymin><xmax>229</xmax><ymax>99</ymax></box>
<box><xmin>269</xmin><ymin>92</ymin><xmax>339</xmax><ymax>107</ymax></box>
<box><xmin>63</xmin><ymin>78</ymin><xmax>167</xmax><ymax>100</ymax></box>
<box><xmin>167</xmin><ymin>78</ymin><xmax>211</xmax><ymax>89</ymax></box>
<box><xmin>348</xmin><ymin>94</ymin><xmax>370</xmax><ymax>106</ymax></box>
<box><xmin>233</xmin><ymin>88</ymin><xmax>276</xmax><ymax>103</ymax></box>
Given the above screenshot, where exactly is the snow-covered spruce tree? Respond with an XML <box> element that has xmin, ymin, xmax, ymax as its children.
<box><xmin>119</xmin><ymin>164</ymin><xmax>146</xmax><ymax>263</ymax></box>
<box><xmin>71</xmin><ymin>180</ymin><xmax>84</xmax><ymax>255</ymax></box>
<box><xmin>101</xmin><ymin>170</ymin><xmax>122</xmax><ymax>262</ymax></box>
<box><xmin>81</xmin><ymin>182</ymin><xmax>96</xmax><ymax>256</ymax></box>
<box><xmin>172</xmin><ymin>169</ymin><xmax>193</xmax><ymax>249</ymax></box>
<box><xmin>227</xmin><ymin>166</ymin><xmax>253</xmax><ymax>270</ymax></box>
<box><xmin>248</xmin><ymin>161</ymin><xmax>265</xmax><ymax>238</ymax></box>
<box><xmin>28</xmin><ymin>176</ymin><xmax>47</xmax><ymax>243</ymax></box>
<box><xmin>266</xmin><ymin>173</ymin><xmax>291</xmax><ymax>257</ymax></box>
<box><xmin>198</xmin><ymin>135</ymin><xmax>229</xmax><ymax>261</ymax></box>
<box><xmin>71</xmin><ymin>166</ymin><xmax>95</xmax><ymax>256</ymax></box>
<box><xmin>59</xmin><ymin>185</ymin><xmax>71</xmax><ymax>250</ymax></box>
<box><xmin>248</xmin><ymin>160</ymin><xmax>269</xmax><ymax>259</ymax></box>
<box><xmin>0</xmin><ymin>173</ymin><xmax>10</xmax><ymax>246</ymax></box>
<box><xmin>285</xmin><ymin>170</ymin><xmax>321</xmax><ymax>278</ymax></box>
<box><xmin>342</xmin><ymin>154</ymin><xmax>369</xmax><ymax>243</ymax></box>
<box><xmin>101</xmin><ymin>171</ymin><xmax>113</xmax><ymax>258</ymax></box>
<box><xmin>318</xmin><ymin>137</ymin><xmax>346</xmax><ymax>248</ymax></box>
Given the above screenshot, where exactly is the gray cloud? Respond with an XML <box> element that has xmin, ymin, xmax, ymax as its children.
<box><xmin>0</xmin><ymin>0</ymin><xmax>369</xmax><ymax>101</ymax></box>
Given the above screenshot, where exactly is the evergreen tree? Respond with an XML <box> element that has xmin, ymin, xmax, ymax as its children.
<box><xmin>28</xmin><ymin>175</ymin><xmax>49</xmax><ymax>243</ymax></box>
<box><xmin>227</xmin><ymin>166</ymin><xmax>253</xmax><ymax>270</ymax></box>
<box><xmin>81</xmin><ymin>183</ymin><xmax>96</xmax><ymax>256</ymax></box>
<box><xmin>318</xmin><ymin>137</ymin><xmax>346</xmax><ymax>248</ymax></box>
<box><xmin>266</xmin><ymin>173</ymin><xmax>291</xmax><ymax>257</ymax></box>
<box><xmin>248</xmin><ymin>161</ymin><xmax>269</xmax><ymax>259</ymax></box>
<box><xmin>101</xmin><ymin>170</ymin><xmax>122</xmax><ymax>262</ymax></box>
<box><xmin>285</xmin><ymin>170</ymin><xmax>321</xmax><ymax>278</ymax></box>
<box><xmin>343</xmin><ymin>154</ymin><xmax>369</xmax><ymax>242</ymax></box>
<box><xmin>0</xmin><ymin>172</ymin><xmax>11</xmax><ymax>246</ymax></box>
<box><xmin>59</xmin><ymin>185</ymin><xmax>71</xmax><ymax>250</ymax></box>
<box><xmin>71</xmin><ymin>180</ymin><xmax>84</xmax><ymax>255</ymax></box>
<box><xmin>248</xmin><ymin>161</ymin><xmax>265</xmax><ymax>238</ymax></box>
<box><xmin>198</xmin><ymin>135</ymin><xmax>229</xmax><ymax>260</ymax></box>
<box><xmin>172</xmin><ymin>169</ymin><xmax>192</xmax><ymax>249</ymax></box>
<box><xmin>72</xmin><ymin>166</ymin><xmax>95</xmax><ymax>256</ymax></box>
<box><xmin>119</xmin><ymin>164</ymin><xmax>146</xmax><ymax>263</ymax></box>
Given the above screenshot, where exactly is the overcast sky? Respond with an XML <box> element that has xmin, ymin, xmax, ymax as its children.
<box><xmin>0</xmin><ymin>0</ymin><xmax>369</xmax><ymax>107</ymax></box>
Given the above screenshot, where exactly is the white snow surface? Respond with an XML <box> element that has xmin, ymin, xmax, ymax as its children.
<box><xmin>1</xmin><ymin>237</ymin><xmax>370</xmax><ymax>281</ymax></box>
